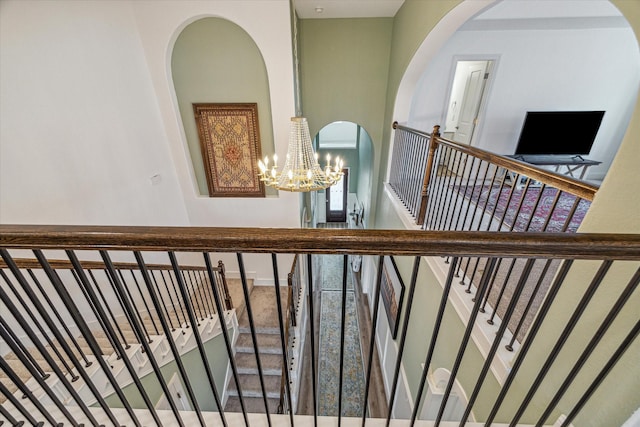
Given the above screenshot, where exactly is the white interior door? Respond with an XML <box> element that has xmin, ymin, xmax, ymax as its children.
<box><xmin>453</xmin><ymin>61</ymin><xmax>489</xmax><ymax>145</ymax></box>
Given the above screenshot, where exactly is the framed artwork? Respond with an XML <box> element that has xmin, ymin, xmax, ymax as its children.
<box><xmin>193</xmin><ymin>103</ymin><xmax>265</xmax><ymax>197</ymax></box>
<box><xmin>381</xmin><ymin>255</ymin><xmax>405</xmax><ymax>339</ymax></box>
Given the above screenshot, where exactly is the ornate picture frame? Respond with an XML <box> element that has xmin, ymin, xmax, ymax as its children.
<box><xmin>193</xmin><ymin>103</ymin><xmax>265</xmax><ymax>197</ymax></box>
<box><xmin>381</xmin><ymin>255</ymin><xmax>405</xmax><ymax>339</ymax></box>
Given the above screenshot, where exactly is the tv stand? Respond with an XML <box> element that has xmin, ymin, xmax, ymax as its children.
<box><xmin>508</xmin><ymin>154</ymin><xmax>601</xmax><ymax>180</ymax></box>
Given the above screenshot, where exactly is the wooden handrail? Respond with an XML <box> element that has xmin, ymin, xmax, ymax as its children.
<box><xmin>0</xmin><ymin>258</ymin><xmax>208</xmax><ymax>271</ymax></box>
<box><xmin>2</xmin><ymin>225</ymin><xmax>640</xmax><ymax>260</ymax></box>
<box><xmin>393</xmin><ymin>123</ymin><xmax>599</xmax><ymax>201</ymax></box>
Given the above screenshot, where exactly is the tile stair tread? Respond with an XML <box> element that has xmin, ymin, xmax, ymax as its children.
<box><xmin>224</xmin><ymin>396</ymin><xmax>280</xmax><ymax>413</ymax></box>
<box><xmin>227</xmin><ymin>373</ymin><xmax>281</xmax><ymax>398</ymax></box>
<box><xmin>235</xmin><ymin>333</ymin><xmax>283</xmax><ymax>354</ymax></box>
<box><xmin>234</xmin><ymin>352</ymin><xmax>282</xmax><ymax>375</ymax></box>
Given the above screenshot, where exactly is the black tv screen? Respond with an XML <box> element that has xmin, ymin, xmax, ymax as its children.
<box><xmin>515</xmin><ymin>111</ymin><xmax>605</xmax><ymax>156</ymax></box>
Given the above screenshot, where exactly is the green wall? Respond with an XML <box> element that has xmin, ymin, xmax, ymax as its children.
<box><xmin>373</xmin><ymin>1</ymin><xmax>640</xmax><ymax>425</ymax></box>
<box><xmin>172</xmin><ymin>18</ymin><xmax>275</xmax><ymax>196</ymax></box>
<box><xmin>299</xmin><ymin>17</ymin><xmax>393</xmax><ymax>223</ymax></box>
<box><xmin>103</xmin><ymin>331</ymin><xmax>232</xmax><ymax>411</ymax></box>
<box><xmin>316</xmin><ymin>147</ymin><xmax>359</xmax><ymax>193</ymax></box>
<box><xmin>375</xmin><ymin>0</ymin><xmax>464</xmax><ymax>229</ymax></box>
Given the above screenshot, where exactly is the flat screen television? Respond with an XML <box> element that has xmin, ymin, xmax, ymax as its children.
<box><xmin>514</xmin><ymin>111</ymin><xmax>605</xmax><ymax>157</ymax></box>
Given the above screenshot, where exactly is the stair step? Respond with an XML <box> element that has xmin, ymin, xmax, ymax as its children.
<box><xmin>227</xmin><ymin>374</ymin><xmax>281</xmax><ymax>398</ymax></box>
<box><xmin>235</xmin><ymin>333</ymin><xmax>282</xmax><ymax>354</ymax></box>
<box><xmin>225</xmin><ymin>396</ymin><xmax>280</xmax><ymax>413</ymax></box>
<box><xmin>234</xmin><ymin>352</ymin><xmax>282</xmax><ymax>375</ymax></box>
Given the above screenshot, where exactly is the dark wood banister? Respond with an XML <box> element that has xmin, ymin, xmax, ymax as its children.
<box><xmin>392</xmin><ymin>122</ymin><xmax>599</xmax><ymax>202</ymax></box>
<box><xmin>2</xmin><ymin>225</ymin><xmax>640</xmax><ymax>260</ymax></box>
<box><xmin>0</xmin><ymin>258</ymin><xmax>207</xmax><ymax>271</ymax></box>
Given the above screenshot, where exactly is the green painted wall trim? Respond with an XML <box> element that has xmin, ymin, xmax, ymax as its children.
<box><xmin>172</xmin><ymin>18</ymin><xmax>275</xmax><ymax>196</ymax></box>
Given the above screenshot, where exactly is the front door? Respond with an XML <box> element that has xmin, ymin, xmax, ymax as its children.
<box><xmin>326</xmin><ymin>169</ymin><xmax>348</xmax><ymax>222</ymax></box>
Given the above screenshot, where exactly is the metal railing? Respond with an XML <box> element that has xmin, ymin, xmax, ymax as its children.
<box><xmin>1</xmin><ymin>225</ymin><xmax>639</xmax><ymax>427</ymax></box>
<box><xmin>389</xmin><ymin>123</ymin><xmax>600</xmax><ymax>341</ymax></box>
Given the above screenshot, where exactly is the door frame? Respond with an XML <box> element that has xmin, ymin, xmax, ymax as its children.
<box><xmin>442</xmin><ymin>55</ymin><xmax>499</xmax><ymax>147</ymax></box>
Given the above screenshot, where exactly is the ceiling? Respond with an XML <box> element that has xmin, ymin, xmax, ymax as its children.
<box><xmin>294</xmin><ymin>0</ymin><xmax>405</xmax><ymax>19</ymax></box>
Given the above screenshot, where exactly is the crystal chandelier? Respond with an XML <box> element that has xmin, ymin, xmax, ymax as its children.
<box><xmin>258</xmin><ymin>117</ymin><xmax>344</xmax><ymax>192</ymax></box>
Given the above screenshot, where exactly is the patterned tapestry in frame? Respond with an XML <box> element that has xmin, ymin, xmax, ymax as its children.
<box><xmin>193</xmin><ymin>103</ymin><xmax>265</xmax><ymax>197</ymax></box>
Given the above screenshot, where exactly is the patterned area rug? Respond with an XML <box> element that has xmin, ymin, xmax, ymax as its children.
<box><xmin>456</xmin><ymin>185</ymin><xmax>591</xmax><ymax>232</ymax></box>
<box><xmin>317</xmin><ymin>255</ymin><xmax>365</xmax><ymax>417</ymax></box>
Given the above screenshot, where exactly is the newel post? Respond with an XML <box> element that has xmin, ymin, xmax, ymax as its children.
<box><xmin>416</xmin><ymin>125</ymin><xmax>440</xmax><ymax>226</ymax></box>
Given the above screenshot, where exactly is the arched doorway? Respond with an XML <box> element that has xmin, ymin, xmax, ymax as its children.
<box><xmin>311</xmin><ymin>121</ymin><xmax>374</xmax><ymax>227</ymax></box>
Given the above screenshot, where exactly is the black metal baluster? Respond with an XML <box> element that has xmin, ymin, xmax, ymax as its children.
<box><xmin>385</xmin><ymin>256</ymin><xmax>421</xmax><ymax>427</ymax></box>
<box><xmin>432</xmin><ymin>146</ymin><xmax>455</xmax><ymax>230</ymax></box>
<box><xmin>484</xmin><ymin>260</ymin><xmax>574</xmax><ymax>426</ymax></box>
<box><xmin>182</xmin><ymin>270</ymin><xmax>203</xmax><ymax>326</ymax></box>
<box><xmin>459</xmin><ymin>259</ymin><xmax>536</xmax><ymax>426</ymax></box>
<box><xmin>0</xmin><ymin>297</ymin><xmax>48</xmax><ymax>379</ymax></box>
<box><xmin>197</xmin><ymin>269</ymin><xmax>216</xmax><ymax>319</ymax></box>
<box><xmin>506</xmin><ymin>259</ymin><xmax>553</xmax><ymax>350</ymax></box>
<box><xmin>152</xmin><ymin>270</ymin><xmax>179</xmax><ymax>330</ymax></box>
<box><xmin>0</xmin><ymin>268</ymin><xmax>77</xmax><ymax>380</ymax></box>
<box><xmin>35</xmin><ymin>250</ymin><xmax>132</xmax><ymax>426</ymax></box>
<box><xmin>410</xmin><ymin>257</ymin><xmax>459</xmax><ymax>424</ymax></box>
<box><xmin>338</xmin><ymin>254</ymin><xmax>348</xmax><ymax>424</ymax></box>
<box><xmin>434</xmin><ymin>258</ymin><xmax>498</xmax><ymax>427</ymax></box>
<box><xmin>453</xmin><ymin>157</ymin><xmax>479</xmax><ymax>231</ymax></box>
<box><xmin>444</xmin><ymin>152</ymin><xmax>470</xmax><ymax>231</ymax></box>
<box><xmin>541</xmin><ymin>190</ymin><xmax>562</xmax><ymax>232</ymax></box>
<box><xmin>111</xmin><ymin>262</ymin><xmax>185</xmax><ymax>426</ymax></box>
<box><xmin>167</xmin><ymin>269</ymin><xmax>190</xmax><ymax>327</ymax></box>
<box><xmin>169</xmin><ymin>251</ymin><xmax>227</xmax><ymax>427</ymax></box>
<box><xmin>561</xmin><ymin>319</ymin><xmax>640</xmax><ymax>427</ymax></box>
<box><xmin>88</xmin><ymin>269</ymin><xmax>130</xmax><ymax>350</ymax></box>
<box><xmin>424</xmin><ymin>144</ymin><xmax>445</xmax><ymax>229</ymax></box>
<box><xmin>0</xmin><ymin>288</ymin><xmax>90</xmax><ymax>427</ymax></box>
<box><xmin>270</xmin><ymin>253</ymin><xmax>294</xmax><ymax>426</ymax></box>
<box><xmin>509</xmin><ymin>260</ymin><xmax>613</xmax><ymax>426</ymax></box>
<box><xmin>0</xmin><ymin>384</ymin><xmax>27</xmax><ymax>427</ymax></box>
<box><xmin>129</xmin><ymin>269</ymin><xmax>160</xmax><ymax>335</ymax></box>
<box><xmin>480</xmin><ymin>258</ymin><xmax>503</xmax><ymax>312</ymax></box>
<box><xmin>134</xmin><ymin>252</ymin><xmax>206</xmax><ymax>427</ymax></box>
<box><xmin>100</xmin><ymin>251</ymin><xmax>164</xmax><ymax>426</ymax></box>
<box><xmin>104</xmin><ymin>266</ymin><xmax>144</xmax><ymax>345</ymax></box>
<box><xmin>437</xmin><ymin>147</ymin><xmax>459</xmax><ymax>230</ymax></box>
<box><xmin>306</xmin><ymin>254</ymin><xmax>318</xmax><ymax>427</ymax></box>
<box><xmin>487</xmin><ymin>258</ymin><xmax>518</xmax><ymax>325</ymax></box>
<box><xmin>535</xmin><ymin>266</ymin><xmax>640</xmax><ymax>426</ymax></box>
<box><xmin>191</xmin><ymin>269</ymin><xmax>212</xmax><ymax>320</ymax></box>
<box><xmin>117</xmin><ymin>269</ymin><xmax>152</xmax><ymax>344</ymax></box>
<box><xmin>0</xmin><ymin>379</ymin><xmax>32</xmax><ymax>427</ymax></box>
<box><xmin>0</xmin><ymin>331</ymin><xmax>59</xmax><ymax>427</ymax></box>
<box><xmin>204</xmin><ymin>253</ymin><xmax>250</xmax><ymax>427</ymax></box>
<box><xmin>27</xmin><ymin>269</ymin><xmax>93</xmax><ymax>367</ymax></box>
<box><xmin>237</xmin><ymin>253</ymin><xmax>273</xmax><ymax>426</ymax></box>
<box><xmin>483</xmin><ymin>166</ymin><xmax>509</xmax><ymax>232</ymax></box>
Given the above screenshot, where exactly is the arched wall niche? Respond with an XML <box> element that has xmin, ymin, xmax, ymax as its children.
<box><xmin>171</xmin><ymin>17</ymin><xmax>275</xmax><ymax>196</ymax></box>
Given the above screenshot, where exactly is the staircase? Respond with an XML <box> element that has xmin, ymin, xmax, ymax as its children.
<box><xmin>225</xmin><ymin>285</ymin><xmax>288</xmax><ymax>414</ymax></box>
<box><xmin>0</xmin><ymin>272</ymin><xmax>239</xmax><ymax>410</ymax></box>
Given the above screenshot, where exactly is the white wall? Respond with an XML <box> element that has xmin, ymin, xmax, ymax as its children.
<box><xmin>1</xmin><ymin>0</ymin><xmax>300</xmax><ymax>291</ymax></box>
<box><xmin>408</xmin><ymin>3</ymin><xmax>640</xmax><ymax>181</ymax></box>
<box><xmin>130</xmin><ymin>0</ymin><xmax>300</xmax><ymax>228</ymax></box>
<box><xmin>0</xmin><ymin>0</ymin><xmax>189</xmax><ymax>226</ymax></box>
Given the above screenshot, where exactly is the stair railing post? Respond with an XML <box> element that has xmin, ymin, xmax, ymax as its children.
<box><xmin>417</xmin><ymin>125</ymin><xmax>441</xmax><ymax>226</ymax></box>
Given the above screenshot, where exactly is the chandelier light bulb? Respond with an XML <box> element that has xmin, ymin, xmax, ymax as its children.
<box><xmin>257</xmin><ymin>117</ymin><xmax>344</xmax><ymax>192</ymax></box>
